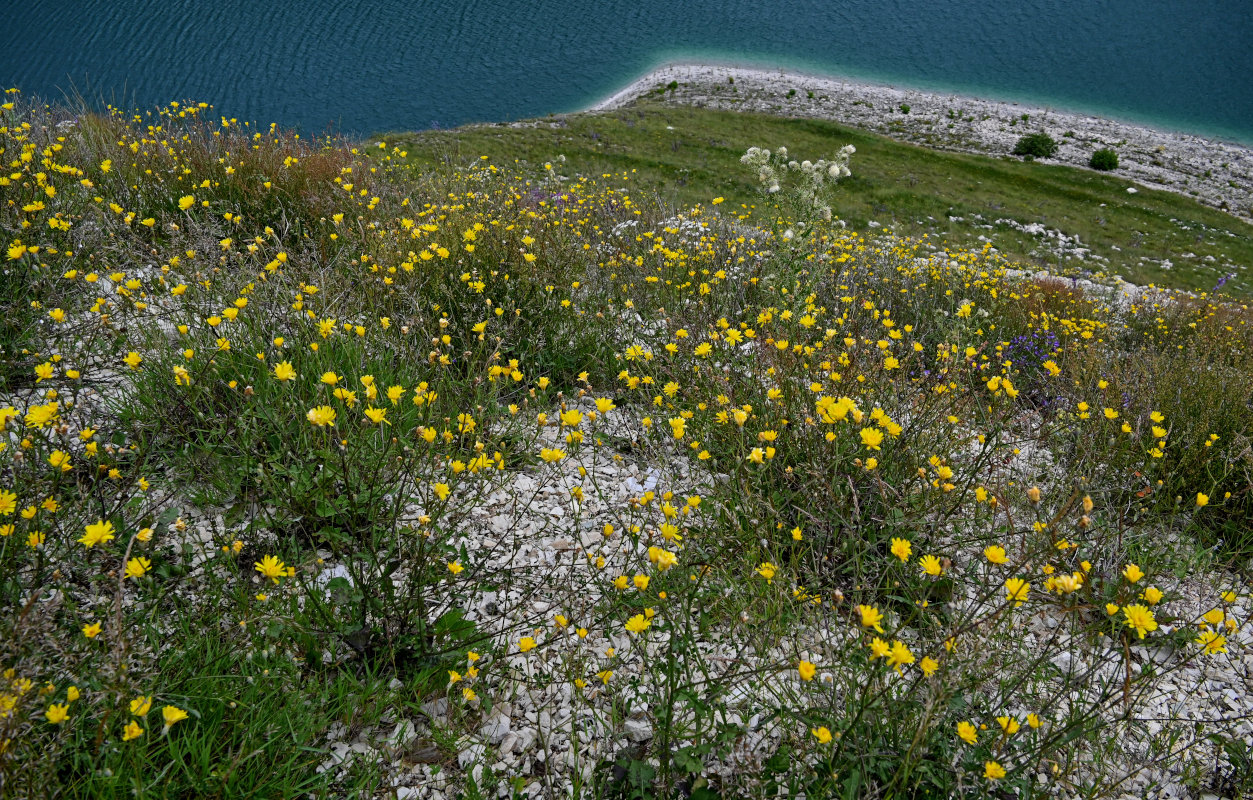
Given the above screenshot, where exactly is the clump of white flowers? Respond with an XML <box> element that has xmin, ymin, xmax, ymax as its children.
<box><xmin>740</xmin><ymin>144</ymin><xmax>855</xmax><ymax>221</ymax></box>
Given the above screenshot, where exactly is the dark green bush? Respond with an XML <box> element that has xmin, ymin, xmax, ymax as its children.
<box><xmin>1090</xmin><ymin>148</ymin><xmax>1119</xmax><ymax>171</ymax></box>
<box><xmin>1012</xmin><ymin>132</ymin><xmax>1059</xmax><ymax>159</ymax></box>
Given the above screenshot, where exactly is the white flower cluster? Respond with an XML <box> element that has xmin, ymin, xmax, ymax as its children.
<box><xmin>739</xmin><ymin>145</ymin><xmax>855</xmax><ymax>220</ymax></box>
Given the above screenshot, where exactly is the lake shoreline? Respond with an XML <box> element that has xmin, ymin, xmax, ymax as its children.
<box><xmin>585</xmin><ymin>63</ymin><xmax>1253</xmax><ymax>222</ymax></box>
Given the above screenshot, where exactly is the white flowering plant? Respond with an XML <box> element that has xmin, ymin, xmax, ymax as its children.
<box><xmin>740</xmin><ymin>144</ymin><xmax>854</xmax><ymax>225</ymax></box>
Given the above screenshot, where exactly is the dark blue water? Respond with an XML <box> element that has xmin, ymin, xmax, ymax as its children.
<box><xmin>2</xmin><ymin>0</ymin><xmax>1250</xmax><ymax>143</ymax></box>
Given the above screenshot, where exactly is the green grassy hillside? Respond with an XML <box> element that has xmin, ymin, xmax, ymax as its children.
<box><xmin>2</xmin><ymin>94</ymin><xmax>1251</xmax><ymax>798</ymax></box>
<box><xmin>388</xmin><ymin>103</ymin><xmax>1253</xmax><ymax>297</ymax></box>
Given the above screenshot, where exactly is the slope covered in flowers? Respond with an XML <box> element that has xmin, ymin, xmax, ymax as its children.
<box><xmin>2</xmin><ymin>93</ymin><xmax>1251</xmax><ymax>798</ymax></box>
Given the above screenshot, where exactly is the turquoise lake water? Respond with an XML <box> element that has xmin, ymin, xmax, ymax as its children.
<box><xmin>2</xmin><ymin>0</ymin><xmax>1250</xmax><ymax>142</ymax></box>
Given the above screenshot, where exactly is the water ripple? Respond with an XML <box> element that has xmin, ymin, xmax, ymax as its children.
<box><xmin>1</xmin><ymin>0</ymin><xmax>1249</xmax><ymax>142</ymax></box>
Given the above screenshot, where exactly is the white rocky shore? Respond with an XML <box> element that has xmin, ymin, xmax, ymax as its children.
<box><xmin>587</xmin><ymin>64</ymin><xmax>1253</xmax><ymax>223</ymax></box>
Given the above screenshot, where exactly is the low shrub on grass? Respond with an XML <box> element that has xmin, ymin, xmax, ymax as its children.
<box><xmin>1090</xmin><ymin>148</ymin><xmax>1119</xmax><ymax>171</ymax></box>
<box><xmin>1012</xmin><ymin>132</ymin><xmax>1059</xmax><ymax>159</ymax></box>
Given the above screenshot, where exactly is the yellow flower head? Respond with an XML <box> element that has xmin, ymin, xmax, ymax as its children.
<box><xmin>868</xmin><ymin>637</ymin><xmax>891</xmax><ymax>660</ymax></box>
<box><xmin>886</xmin><ymin>640</ymin><xmax>915</xmax><ymax>672</ymax></box>
<box><xmin>1004</xmin><ymin>577</ymin><xmax>1030</xmax><ymax>607</ymax></box>
<box><xmin>306</xmin><ymin>405</ymin><xmax>336</xmax><ymax>427</ymax></box>
<box><xmin>890</xmin><ymin>537</ymin><xmax>911</xmax><ymax>562</ymax></box>
<box><xmin>123</xmin><ymin>557</ymin><xmax>151</xmax><ymax>580</ymax></box>
<box><xmin>1196</xmin><ymin>629</ymin><xmax>1227</xmax><ymax>655</ymax></box>
<box><xmin>625</xmin><ymin>614</ymin><xmax>650</xmax><ymax>634</ymax></box>
<box><xmin>859</xmin><ymin>426</ymin><xmax>884</xmax><ymax>451</ymax></box>
<box><xmin>957</xmin><ymin>721</ymin><xmax>978</xmax><ymax>745</ymax></box>
<box><xmin>254</xmin><ymin>555</ymin><xmax>287</xmax><ymax>584</ymax></box>
<box><xmin>161</xmin><ymin>705</ymin><xmax>189</xmax><ymax>730</ymax></box>
<box><xmin>79</xmin><ymin>519</ymin><xmax>116</xmax><ymax>548</ymax></box>
<box><xmin>1122</xmin><ymin>604</ymin><xmax>1158</xmax><ymax>639</ymax></box>
<box><xmin>857</xmin><ymin>604</ymin><xmax>884</xmax><ymax>633</ymax></box>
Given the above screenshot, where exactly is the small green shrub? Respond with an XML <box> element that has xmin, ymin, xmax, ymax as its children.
<box><xmin>899</xmin><ymin>103</ymin><xmax>910</xmax><ymax>114</ymax></box>
<box><xmin>1090</xmin><ymin>148</ymin><xmax>1119</xmax><ymax>170</ymax></box>
<box><xmin>1013</xmin><ymin>132</ymin><xmax>1059</xmax><ymax>159</ymax></box>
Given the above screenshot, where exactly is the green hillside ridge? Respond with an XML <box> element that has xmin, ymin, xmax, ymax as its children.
<box><xmin>388</xmin><ymin>104</ymin><xmax>1253</xmax><ymax>298</ymax></box>
<box><xmin>2</xmin><ymin>94</ymin><xmax>1252</xmax><ymax>798</ymax></box>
